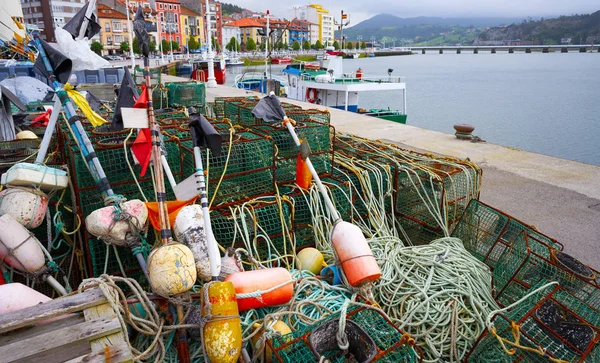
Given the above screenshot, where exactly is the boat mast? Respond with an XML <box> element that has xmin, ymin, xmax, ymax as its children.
<box><xmin>264</xmin><ymin>10</ymin><xmax>269</xmax><ymax>78</ymax></box>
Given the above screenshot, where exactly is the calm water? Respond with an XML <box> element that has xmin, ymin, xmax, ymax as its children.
<box><xmin>227</xmin><ymin>53</ymin><xmax>600</xmax><ymax>166</ymax></box>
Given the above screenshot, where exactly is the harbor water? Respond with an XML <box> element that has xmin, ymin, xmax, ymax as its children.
<box><xmin>228</xmin><ymin>53</ymin><xmax>600</xmax><ymax>166</ymax></box>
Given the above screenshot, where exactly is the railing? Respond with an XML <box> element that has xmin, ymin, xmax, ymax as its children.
<box><xmin>300</xmin><ymin>73</ymin><xmax>406</xmax><ymax>84</ymax></box>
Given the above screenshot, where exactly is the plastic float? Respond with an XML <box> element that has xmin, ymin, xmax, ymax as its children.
<box><xmin>0</xmin><ymin>214</ymin><xmax>67</xmax><ymax>295</ymax></box>
<box><xmin>147</xmin><ymin>242</ymin><xmax>197</xmax><ymax>297</ymax></box>
<box><xmin>251</xmin><ymin>320</ymin><xmax>292</xmax><ymax>363</ymax></box>
<box><xmin>202</xmin><ymin>281</ymin><xmax>243</xmax><ymax>363</ymax></box>
<box><xmin>85</xmin><ymin>199</ymin><xmax>148</xmax><ymax>245</ymax></box>
<box><xmin>1</xmin><ymin>163</ymin><xmax>69</xmax><ymax>191</ymax></box>
<box><xmin>0</xmin><ymin>283</ymin><xmax>51</xmax><ymax>314</ymax></box>
<box><xmin>252</xmin><ymin>94</ymin><xmax>381</xmax><ymax>288</ymax></box>
<box><xmin>173</xmin><ymin>204</ymin><xmax>212</xmax><ymax>282</ymax></box>
<box><xmin>225</xmin><ymin>267</ymin><xmax>294</xmax><ymax>311</ymax></box>
<box><xmin>0</xmin><ymin>186</ymin><xmax>48</xmax><ymax>228</ymax></box>
<box><xmin>296</xmin><ymin>247</ymin><xmax>326</xmax><ymax>275</ymax></box>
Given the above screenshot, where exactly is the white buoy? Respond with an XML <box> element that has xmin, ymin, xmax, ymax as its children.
<box><xmin>0</xmin><ymin>187</ymin><xmax>48</xmax><ymax>228</ymax></box>
<box><xmin>1</xmin><ymin>163</ymin><xmax>69</xmax><ymax>191</ymax></box>
<box><xmin>86</xmin><ymin>199</ymin><xmax>148</xmax><ymax>245</ymax></box>
<box><xmin>173</xmin><ymin>205</ymin><xmax>212</xmax><ymax>282</ymax></box>
<box><xmin>0</xmin><ymin>283</ymin><xmax>51</xmax><ymax>314</ymax></box>
<box><xmin>0</xmin><ymin>214</ymin><xmax>45</xmax><ymax>272</ymax></box>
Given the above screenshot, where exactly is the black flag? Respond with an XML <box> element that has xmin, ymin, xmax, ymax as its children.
<box><xmin>189</xmin><ymin>113</ymin><xmax>222</xmax><ymax>156</ymax></box>
<box><xmin>33</xmin><ymin>38</ymin><xmax>73</xmax><ymax>84</ymax></box>
<box><xmin>133</xmin><ymin>7</ymin><xmax>150</xmax><ymax>57</ymax></box>
<box><xmin>63</xmin><ymin>2</ymin><xmax>101</xmax><ymax>40</ymax></box>
<box><xmin>112</xmin><ymin>67</ymin><xmax>139</xmax><ymax>130</ymax></box>
<box><xmin>252</xmin><ymin>93</ymin><xmax>287</xmax><ymax>122</ymax></box>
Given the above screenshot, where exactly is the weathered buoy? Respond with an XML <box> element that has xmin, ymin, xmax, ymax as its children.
<box><xmin>0</xmin><ymin>187</ymin><xmax>48</xmax><ymax>228</ymax></box>
<box><xmin>331</xmin><ymin>221</ymin><xmax>381</xmax><ymax>287</ymax></box>
<box><xmin>0</xmin><ymin>283</ymin><xmax>51</xmax><ymax>314</ymax></box>
<box><xmin>225</xmin><ymin>268</ymin><xmax>294</xmax><ymax>311</ymax></box>
<box><xmin>147</xmin><ymin>242</ymin><xmax>197</xmax><ymax>296</ymax></box>
<box><xmin>1</xmin><ymin>163</ymin><xmax>69</xmax><ymax>191</ymax></box>
<box><xmin>218</xmin><ymin>248</ymin><xmax>243</xmax><ymax>281</ymax></box>
<box><xmin>320</xmin><ymin>265</ymin><xmax>342</xmax><ymax>285</ymax></box>
<box><xmin>15</xmin><ymin>130</ymin><xmax>38</xmax><ymax>140</ymax></box>
<box><xmin>86</xmin><ymin>199</ymin><xmax>148</xmax><ymax>245</ymax></box>
<box><xmin>203</xmin><ymin>281</ymin><xmax>243</xmax><ymax>363</ymax></box>
<box><xmin>0</xmin><ymin>214</ymin><xmax>46</xmax><ymax>273</ymax></box>
<box><xmin>295</xmin><ymin>247</ymin><xmax>326</xmax><ymax>275</ymax></box>
<box><xmin>250</xmin><ymin>320</ymin><xmax>292</xmax><ymax>363</ymax></box>
<box><xmin>173</xmin><ymin>204</ymin><xmax>211</xmax><ymax>282</ymax></box>
<box><xmin>453</xmin><ymin>124</ymin><xmax>475</xmax><ymax>140</ymax></box>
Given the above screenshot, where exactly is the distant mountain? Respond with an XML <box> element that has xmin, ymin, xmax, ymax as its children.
<box><xmin>221</xmin><ymin>2</ymin><xmax>244</xmax><ymax>16</ymax></box>
<box><xmin>349</xmin><ymin>14</ymin><xmax>530</xmax><ymax>29</ymax></box>
<box><xmin>475</xmin><ymin>11</ymin><xmax>600</xmax><ymax>44</ymax></box>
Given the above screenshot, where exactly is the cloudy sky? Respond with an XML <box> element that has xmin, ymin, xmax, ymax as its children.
<box><xmin>230</xmin><ymin>0</ymin><xmax>600</xmax><ymax>25</ymax></box>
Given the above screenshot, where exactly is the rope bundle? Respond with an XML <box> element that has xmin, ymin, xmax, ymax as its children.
<box><xmin>371</xmin><ymin>237</ymin><xmax>498</xmax><ymax>362</ymax></box>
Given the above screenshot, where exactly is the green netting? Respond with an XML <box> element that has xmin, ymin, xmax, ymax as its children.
<box><xmin>254</xmin><ymin>121</ymin><xmax>334</xmax><ymax>184</ymax></box>
<box><xmin>214</xmin><ymin>96</ymin><xmax>259</xmax><ymax>119</ymax></box>
<box><xmin>165</xmin><ymin>82</ymin><xmax>206</xmax><ymax>108</ymax></box>
<box><xmin>467</xmin><ymin>282</ymin><xmax>600</xmax><ymax>362</ymax></box>
<box><xmin>134</xmin><ymin>67</ymin><xmax>161</xmax><ymax>85</ymax></box>
<box><xmin>0</xmin><ymin>138</ymin><xmax>41</xmax><ymax>173</ymax></box>
<box><xmin>234</xmin><ymin>103</ymin><xmax>303</xmax><ymax>127</ymax></box>
<box><xmin>180</xmin><ymin>124</ymin><xmax>275</xmax><ymax>206</ymax></box>
<box><xmin>210</xmin><ymin>198</ymin><xmax>294</xmax><ymax>262</ymax></box>
<box><xmin>270</xmin><ymin>305</ymin><xmax>422</xmax><ymax>362</ymax></box>
<box><xmin>492</xmin><ymin>232</ymin><xmax>600</xmax><ymax>310</ymax></box>
<box><xmin>451</xmin><ymin>200</ymin><xmax>564</xmax><ymax>270</ymax></box>
<box><xmin>286</xmin><ymin>108</ymin><xmax>331</xmax><ymax>125</ymax></box>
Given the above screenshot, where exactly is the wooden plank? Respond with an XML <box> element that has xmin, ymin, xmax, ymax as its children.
<box><xmin>63</xmin><ymin>342</ymin><xmax>133</xmax><ymax>363</ymax></box>
<box><xmin>83</xmin><ymin>303</ymin><xmax>133</xmax><ymax>362</ymax></box>
<box><xmin>0</xmin><ymin>289</ymin><xmax>106</xmax><ymax>334</ymax></box>
<box><xmin>8</xmin><ymin>341</ymin><xmax>91</xmax><ymax>363</ymax></box>
<box><xmin>0</xmin><ymin>316</ymin><xmax>121</xmax><ymax>362</ymax></box>
<box><xmin>0</xmin><ymin>314</ymin><xmax>84</xmax><ymax>346</ymax></box>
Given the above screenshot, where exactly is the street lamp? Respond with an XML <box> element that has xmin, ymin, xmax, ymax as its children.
<box><xmin>204</xmin><ymin>0</ymin><xmax>217</xmax><ymax>88</ymax></box>
<box><xmin>124</xmin><ymin>0</ymin><xmax>135</xmax><ymax>69</ymax></box>
<box><xmin>370</xmin><ymin>36</ymin><xmax>375</xmax><ymax>50</ymax></box>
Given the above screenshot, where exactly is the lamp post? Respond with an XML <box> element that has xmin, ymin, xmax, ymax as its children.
<box><xmin>393</xmin><ymin>37</ymin><xmax>396</xmax><ymax>49</ymax></box>
<box><xmin>205</xmin><ymin>0</ymin><xmax>217</xmax><ymax>87</ymax></box>
<box><xmin>370</xmin><ymin>36</ymin><xmax>375</xmax><ymax>51</ymax></box>
<box><xmin>125</xmin><ymin>0</ymin><xmax>135</xmax><ymax>69</ymax></box>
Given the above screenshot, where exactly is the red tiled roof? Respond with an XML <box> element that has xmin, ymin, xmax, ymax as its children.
<box><xmin>228</xmin><ymin>18</ymin><xmax>264</xmax><ymax>28</ymax></box>
<box><xmin>180</xmin><ymin>6</ymin><xmax>201</xmax><ymax>16</ymax></box>
<box><xmin>97</xmin><ymin>4</ymin><xmax>127</xmax><ymax>19</ymax></box>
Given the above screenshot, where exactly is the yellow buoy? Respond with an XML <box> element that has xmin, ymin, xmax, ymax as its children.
<box><xmin>15</xmin><ymin>131</ymin><xmax>38</xmax><ymax>140</ymax></box>
<box><xmin>251</xmin><ymin>320</ymin><xmax>292</xmax><ymax>363</ymax></box>
<box><xmin>203</xmin><ymin>281</ymin><xmax>243</xmax><ymax>363</ymax></box>
<box><xmin>147</xmin><ymin>242</ymin><xmax>197</xmax><ymax>296</ymax></box>
<box><xmin>295</xmin><ymin>247</ymin><xmax>326</xmax><ymax>275</ymax></box>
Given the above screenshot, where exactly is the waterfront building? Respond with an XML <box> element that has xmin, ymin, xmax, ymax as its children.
<box><xmin>180</xmin><ymin>6</ymin><xmax>203</xmax><ymax>51</ymax></box>
<box><xmin>97</xmin><ymin>4</ymin><xmax>129</xmax><ymax>56</ymax></box>
<box><xmin>222</xmin><ymin>23</ymin><xmax>241</xmax><ymax>50</ymax></box>
<box><xmin>2</xmin><ymin>0</ymin><xmax>25</xmax><ymax>42</ymax></box>
<box><xmin>295</xmin><ymin>4</ymin><xmax>333</xmax><ymax>45</ymax></box>
<box><xmin>21</xmin><ymin>0</ymin><xmax>86</xmax><ymax>42</ymax></box>
<box><xmin>228</xmin><ymin>18</ymin><xmax>264</xmax><ymax>51</ymax></box>
<box><xmin>291</xmin><ymin>19</ymin><xmax>315</xmax><ymax>46</ymax></box>
<box><xmin>156</xmin><ymin>0</ymin><xmax>182</xmax><ymax>50</ymax></box>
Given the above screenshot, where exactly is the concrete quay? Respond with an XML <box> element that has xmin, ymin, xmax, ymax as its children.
<box><xmin>162</xmin><ymin>78</ymin><xmax>600</xmax><ymax>268</ymax></box>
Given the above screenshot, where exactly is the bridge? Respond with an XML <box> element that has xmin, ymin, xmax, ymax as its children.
<box><xmin>407</xmin><ymin>44</ymin><xmax>600</xmax><ymax>54</ymax></box>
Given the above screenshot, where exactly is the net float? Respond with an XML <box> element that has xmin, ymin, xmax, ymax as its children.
<box><xmin>147</xmin><ymin>242</ymin><xmax>197</xmax><ymax>296</ymax></box>
<box><xmin>202</xmin><ymin>281</ymin><xmax>242</xmax><ymax>363</ymax></box>
<box><xmin>0</xmin><ymin>187</ymin><xmax>48</xmax><ymax>229</ymax></box>
<box><xmin>218</xmin><ymin>248</ymin><xmax>244</xmax><ymax>281</ymax></box>
<box><xmin>295</xmin><ymin>247</ymin><xmax>326</xmax><ymax>275</ymax></box>
<box><xmin>85</xmin><ymin>199</ymin><xmax>148</xmax><ymax>246</ymax></box>
<box><xmin>173</xmin><ymin>204</ymin><xmax>212</xmax><ymax>282</ymax></box>
<box><xmin>225</xmin><ymin>267</ymin><xmax>294</xmax><ymax>311</ymax></box>
<box><xmin>250</xmin><ymin>320</ymin><xmax>292</xmax><ymax>363</ymax></box>
<box><xmin>0</xmin><ymin>282</ymin><xmax>51</xmax><ymax>314</ymax></box>
<box><xmin>0</xmin><ymin>213</ymin><xmax>46</xmax><ymax>273</ymax></box>
<box><xmin>1</xmin><ymin>163</ymin><xmax>69</xmax><ymax>192</ymax></box>
<box><xmin>331</xmin><ymin>221</ymin><xmax>381</xmax><ymax>286</ymax></box>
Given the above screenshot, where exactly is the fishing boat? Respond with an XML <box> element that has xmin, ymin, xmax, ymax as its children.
<box><xmin>189</xmin><ymin>57</ymin><xmax>227</xmax><ymax>84</ymax></box>
<box><xmin>281</xmin><ymin>56</ymin><xmax>407</xmax><ymax>123</ymax></box>
<box><xmin>271</xmin><ymin>57</ymin><xmax>293</xmax><ymax>64</ymax></box>
<box><xmin>225</xmin><ymin>56</ymin><xmax>244</xmax><ymax>67</ymax></box>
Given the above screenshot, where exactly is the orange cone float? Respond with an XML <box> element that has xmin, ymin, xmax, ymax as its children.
<box><xmin>225</xmin><ymin>267</ymin><xmax>294</xmax><ymax>311</ymax></box>
<box><xmin>331</xmin><ymin>221</ymin><xmax>381</xmax><ymax>286</ymax></box>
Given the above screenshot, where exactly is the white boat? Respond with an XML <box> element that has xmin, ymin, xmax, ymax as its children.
<box><xmin>225</xmin><ymin>57</ymin><xmax>244</xmax><ymax>67</ymax></box>
<box><xmin>281</xmin><ymin>56</ymin><xmax>407</xmax><ymax>123</ymax></box>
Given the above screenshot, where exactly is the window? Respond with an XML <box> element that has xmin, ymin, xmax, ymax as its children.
<box><xmin>115</xmin><ymin>35</ymin><xmax>122</xmax><ymax>43</ymax></box>
<box><xmin>105</xmin><ymin>21</ymin><xmax>110</xmax><ymax>32</ymax></box>
<box><xmin>113</xmin><ymin>21</ymin><xmax>121</xmax><ymax>31</ymax></box>
<box><xmin>160</xmin><ymin>13</ymin><xmax>164</xmax><ymax>21</ymax></box>
<box><xmin>175</xmin><ymin>14</ymin><xmax>178</xmax><ymax>23</ymax></box>
<box><xmin>184</xmin><ymin>18</ymin><xmax>187</xmax><ymax>25</ymax></box>
<box><xmin>107</xmin><ymin>36</ymin><xmax>112</xmax><ymax>45</ymax></box>
<box><xmin>176</xmin><ymin>36</ymin><xmax>180</xmax><ymax>42</ymax></box>
<box><xmin>159</xmin><ymin>3</ymin><xmax>162</xmax><ymax>9</ymax></box>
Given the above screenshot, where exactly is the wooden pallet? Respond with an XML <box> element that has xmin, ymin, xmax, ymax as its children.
<box><xmin>0</xmin><ymin>288</ymin><xmax>133</xmax><ymax>363</ymax></box>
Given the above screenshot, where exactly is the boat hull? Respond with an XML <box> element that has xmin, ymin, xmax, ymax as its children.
<box><xmin>373</xmin><ymin>113</ymin><xmax>407</xmax><ymax>124</ymax></box>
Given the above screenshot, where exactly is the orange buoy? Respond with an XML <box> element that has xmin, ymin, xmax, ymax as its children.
<box><xmin>225</xmin><ymin>268</ymin><xmax>294</xmax><ymax>311</ymax></box>
<box><xmin>356</xmin><ymin>68</ymin><xmax>363</xmax><ymax>79</ymax></box>
<box><xmin>295</xmin><ymin>153</ymin><xmax>312</xmax><ymax>189</ymax></box>
<box><xmin>203</xmin><ymin>281</ymin><xmax>242</xmax><ymax>363</ymax></box>
<box><xmin>331</xmin><ymin>221</ymin><xmax>381</xmax><ymax>286</ymax></box>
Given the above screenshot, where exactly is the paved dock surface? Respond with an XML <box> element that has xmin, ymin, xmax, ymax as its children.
<box><xmin>163</xmin><ymin>77</ymin><xmax>600</xmax><ymax>268</ymax></box>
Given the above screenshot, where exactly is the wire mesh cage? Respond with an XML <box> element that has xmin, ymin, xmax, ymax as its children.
<box><xmin>210</xmin><ymin>196</ymin><xmax>295</xmax><ymax>263</ymax></box>
<box><xmin>165</xmin><ymin>82</ymin><xmax>206</xmax><ymax>108</ymax></box>
<box><xmin>134</xmin><ymin>67</ymin><xmax>161</xmax><ymax>85</ymax></box>
<box><xmin>467</xmin><ymin>281</ymin><xmax>600</xmax><ymax>362</ymax></box>
<box><xmin>224</xmin><ymin>101</ymin><xmax>302</xmax><ymax>127</ymax></box>
<box><xmin>285</xmin><ymin>108</ymin><xmax>331</xmax><ymax>125</ymax></box>
<box><xmin>492</xmin><ymin>231</ymin><xmax>600</xmax><ymax>310</ymax></box>
<box><xmin>268</xmin><ymin>302</ymin><xmax>423</xmax><ymax>363</ymax></box>
<box><xmin>0</xmin><ymin>138</ymin><xmax>42</xmax><ymax>174</ymax></box>
<box><xmin>179</xmin><ymin>122</ymin><xmax>276</xmax><ymax>207</ymax></box>
<box><xmin>213</xmin><ymin>96</ymin><xmax>259</xmax><ymax>119</ymax></box>
<box><xmin>451</xmin><ymin>200</ymin><xmax>564</xmax><ymax>270</ymax></box>
<box><xmin>253</xmin><ymin>121</ymin><xmax>335</xmax><ymax>184</ymax></box>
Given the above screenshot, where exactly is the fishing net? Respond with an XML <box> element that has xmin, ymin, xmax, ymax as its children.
<box><xmin>467</xmin><ymin>281</ymin><xmax>600</xmax><ymax>362</ymax></box>
<box><xmin>269</xmin><ymin>301</ymin><xmax>423</xmax><ymax>362</ymax></box>
<box><xmin>451</xmin><ymin>200</ymin><xmax>564</xmax><ymax>270</ymax></box>
<box><xmin>254</xmin><ymin>121</ymin><xmax>335</xmax><ymax>184</ymax></box>
<box><xmin>180</xmin><ymin>122</ymin><xmax>276</xmax><ymax>207</ymax></box>
<box><xmin>493</xmin><ymin>231</ymin><xmax>600</xmax><ymax>310</ymax></box>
